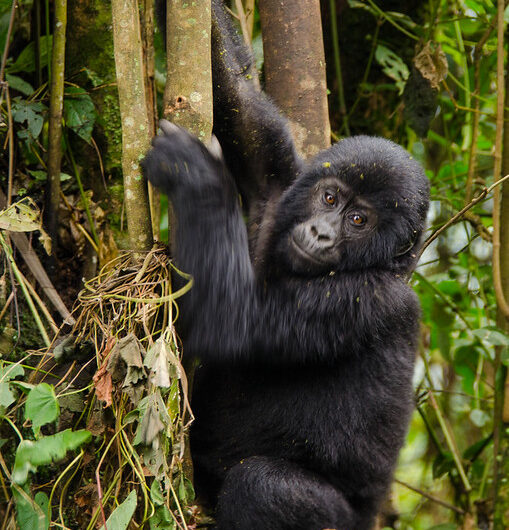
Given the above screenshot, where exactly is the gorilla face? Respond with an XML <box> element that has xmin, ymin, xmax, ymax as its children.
<box><xmin>272</xmin><ymin>136</ymin><xmax>429</xmax><ymax>277</ymax></box>
<box><xmin>282</xmin><ymin>177</ymin><xmax>378</xmax><ymax>275</ymax></box>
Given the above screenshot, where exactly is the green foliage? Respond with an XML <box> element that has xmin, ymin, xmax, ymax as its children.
<box><xmin>7</xmin><ymin>35</ymin><xmax>53</xmax><ymax>74</ymax></box>
<box><xmin>99</xmin><ymin>490</ymin><xmax>138</xmax><ymax>530</ymax></box>
<box><xmin>0</xmin><ymin>362</ymin><xmax>24</xmax><ymax>408</ymax></box>
<box><xmin>12</xmin><ymin>486</ymin><xmax>50</xmax><ymax>530</ymax></box>
<box><xmin>12</xmin><ymin>429</ymin><xmax>91</xmax><ymax>485</ymax></box>
<box><xmin>11</xmin><ymin>99</ymin><xmax>46</xmax><ymax>140</ymax></box>
<box><xmin>375</xmin><ymin>44</ymin><xmax>409</xmax><ymax>94</ymax></box>
<box><xmin>63</xmin><ymin>85</ymin><xmax>97</xmax><ymax>144</ymax></box>
<box><xmin>25</xmin><ymin>383</ymin><xmax>59</xmax><ymax>434</ymax></box>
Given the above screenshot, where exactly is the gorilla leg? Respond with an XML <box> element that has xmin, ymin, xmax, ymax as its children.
<box><xmin>215</xmin><ymin>456</ymin><xmax>357</xmax><ymax>530</ymax></box>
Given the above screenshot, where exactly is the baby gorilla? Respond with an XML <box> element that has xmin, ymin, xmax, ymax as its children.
<box><xmin>143</xmin><ymin>120</ymin><xmax>429</xmax><ymax>530</ymax></box>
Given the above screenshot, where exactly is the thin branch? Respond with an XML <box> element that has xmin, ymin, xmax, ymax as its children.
<box><xmin>426</xmin><ymin>389</ymin><xmax>472</xmax><ymax>492</ymax></box>
<box><xmin>492</xmin><ymin>0</ymin><xmax>508</xmax><ymax>518</ymax></box>
<box><xmin>420</xmin><ymin>173</ymin><xmax>509</xmax><ymax>257</ymax></box>
<box><xmin>234</xmin><ymin>0</ymin><xmax>252</xmax><ymax>48</ymax></box>
<box><xmin>492</xmin><ymin>0</ymin><xmax>509</xmax><ymax>319</ymax></box>
<box><xmin>394</xmin><ymin>479</ymin><xmax>466</xmax><ymax>515</ymax></box>
<box><xmin>0</xmin><ymin>0</ymin><xmax>17</xmax><ymax>84</ymax></box>
<box><xmin>329</xmin><ymin>0</ymin><xmax>350</xmax><ymax>136</ymax></box>
<box><xmin>364</xmin><ymin>0</ymin><xmax>418</xmax><ymax>41</ymax></box>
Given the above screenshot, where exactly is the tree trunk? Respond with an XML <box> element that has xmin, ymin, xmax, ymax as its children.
<box><xmin>141</xmin><ymin>0</ymin><xmax>161</xmax><ymax>240</ymax></box>
<box><xmin>111</xmin><ymin>0</ymin><xmax>153</xmax><ymax>253</ymax></box>
<box><xmin>163</xmin><ymin>0</ymin><xmax>213</xmax><ymax>140</ymax></box>
<box><xmin>43</xmin><ymin>0</ymin><xmax>67</xmax><ymax>264</ymax></box>
<box><xmin>258</xmin><ymin>0</ymin><xmax>330</xmax><ymax>158</ymax></box>
<box><xmin>163</xmin><ymin>0</ymin><xmax>213</xmax><ymax>482</ymax></box>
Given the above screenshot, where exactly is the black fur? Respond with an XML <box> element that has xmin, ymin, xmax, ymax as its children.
<box><xmin>147</xmin><ymin>3</ymin><xmax>430</xmax><ymax>529</ymax></box>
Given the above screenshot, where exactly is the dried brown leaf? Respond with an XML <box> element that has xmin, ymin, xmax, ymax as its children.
<box><xmin>93</xmin><ymin>365</ymin><xmax>113</xmax><ymax>407</ymax></box>
<box><xmin>413</xmin><ymin>42</ymin><xmax>448</xmax><ymax>90</ymax></box>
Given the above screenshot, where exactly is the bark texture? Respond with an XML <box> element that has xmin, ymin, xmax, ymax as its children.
<box><xmin>164</xmin><ymin>0</ymin><xmax>213</xmax><ymax>142</ymax></box>
<box><xmin>111</xmin><ymin>0</ymin><xmax>153</xmax><ymax>252</ymax></box>
<box><xmin>141</xmin><ymin>0</ymin><xmax>161</xmax><ymax>240</ymax></box>
<box><xmin>259</xmin><ymin>0</ymin><xmax>330</xmax><ymax>158</ymax></box>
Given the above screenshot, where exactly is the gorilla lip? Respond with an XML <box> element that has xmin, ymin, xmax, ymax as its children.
<box><xmin>290</xmin><ymin>235</ymin><xmax>328</xmax><ymax>265</ymax></box>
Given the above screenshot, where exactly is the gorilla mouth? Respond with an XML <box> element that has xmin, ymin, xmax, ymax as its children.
<box><xmin>290</xmin><ymin>236</ymin><xmax>328</xmax><ymax>265</ymax></box>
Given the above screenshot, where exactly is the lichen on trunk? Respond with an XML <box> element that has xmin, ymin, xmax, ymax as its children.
<box><xmin>111</xmin><ymin>0</ymin><xmax>153</xmax><ymax>252</ymax></box>
<box><xmin>163</xmin><ymin>0</ymin><xmax>213</xmax><ymax>141</ymax></box>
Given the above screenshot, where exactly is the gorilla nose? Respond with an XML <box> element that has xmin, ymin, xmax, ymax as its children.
<box><xmin>308</xmin><ymin>221</ymin><xmax>335</xmax><ymax>248</ymax></box>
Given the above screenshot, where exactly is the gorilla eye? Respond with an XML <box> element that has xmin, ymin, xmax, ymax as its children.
<box><xmin>351</xmin><ymin>213</ymin><xmax>366</xmax><ymax>226</ymax></box>
<box><xmin>324</xmin><ymin>192</ymin><xmax>336</xmax><ymax>206</ymax></box>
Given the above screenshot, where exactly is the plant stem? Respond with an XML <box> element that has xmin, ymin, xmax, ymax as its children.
<box><xmin>44</xmin><ymin>0</ymin><xmax>67</xmax><ymax>254</ymax></box>
<box><xmin>329</xmin><ymin>0</ymin><xmax>350</xmax><ymax>136</ymax></box>
<box><xmin>0</xmin><ymin>233</ymin><xmax>50</xmax><ymax>347</ymax></box>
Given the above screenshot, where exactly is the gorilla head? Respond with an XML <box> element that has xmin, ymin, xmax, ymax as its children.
<box><xmin>270</xmin><ymin>136</ymin><xmax>429</xmax><ymax>276</ymax></box>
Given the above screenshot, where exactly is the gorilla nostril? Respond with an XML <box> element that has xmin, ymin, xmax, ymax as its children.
<box><xmin>317</xmin><ymin>234</ymin><xmax>331</xmax><ymax>242</ymax></box>
<box><xmin>310</xmin><ymin>226</ymin><xmax>318</xmax><ymax>237</ymax></box>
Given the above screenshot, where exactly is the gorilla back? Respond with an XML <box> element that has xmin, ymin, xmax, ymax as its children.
<box><xmin>148</xmin><ymin>3</ymin><xmax>430</xmax><ymax>529</ymax></box>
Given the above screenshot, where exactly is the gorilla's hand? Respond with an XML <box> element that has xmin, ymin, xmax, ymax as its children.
<box><xmin>142</xmin><ymin>120</ymin><xmax>223</xmax><ymax>196</ymax></box>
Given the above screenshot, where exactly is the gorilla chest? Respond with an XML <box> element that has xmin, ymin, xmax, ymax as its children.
<box><xmin>190</xmin><ymin>360</ymin><xmax>401</xmax><ymax>464</ymax></box>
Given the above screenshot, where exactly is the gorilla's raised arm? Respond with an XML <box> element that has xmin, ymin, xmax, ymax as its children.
<box><xmin>155</xmin><ymin>0</ymin><xmax>302</xmax><ymax>213</ymax></box>
<box><xmin>142</xmin><ymin>122</ymin><xmax>423</xmax><ymax>365</ymax></box>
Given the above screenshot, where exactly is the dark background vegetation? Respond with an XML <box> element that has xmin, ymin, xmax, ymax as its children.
<box><xmin>0</xmin><ymin>0</ymin><xmax>508</xmax><ymax>529</ymax></box>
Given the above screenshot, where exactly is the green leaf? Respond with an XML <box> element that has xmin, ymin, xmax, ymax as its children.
<box><xmin>463</xmin><ymin>435</ymin><xmax>491</xmax><ymax>461</ymax></box>
<box><xmin>149</xmin><ymin>505</ymin><xmax>176</xmax><ymax>530</ymax></box>
<box><xmin>25</xmin><ymin>383</ymin><xmax>59</xmax><ymax>433</ymax></box>
<box><xmin>13</xmin><ymin>485</ymin><xmax>50</xmax><ymax>530</ymax></box>
<box><xmin>12</xmin><ymin>429</ymin><xmax>91</xmax><ymax>485</ymax></box>
<box><xmin>177</xmin><ymin>476</ymin><xmax>195</xmax><ymax>505</ymax></box>
<box><xmin>99</xmin><ymin>490</ymin><xmax>137</xmax><ymax>530</ymax></box>
<box><xmin>0</xmin><ymin>362</ymin><xmax>25</xmax><ymax>381</ymax></box>
<box><xmin>28</xmin><ymin>170</ymin><xmax>48</xmax><ymax>181</ymax></box>
<box><xmin>6</xmin><ymin>73</ymin><xmax>34</xmax><ymax>96</ymax></box>
<box><xmin>11</xmin><ymin>99</ymin><xmax>46</xmax><ymax>139</ymax></box>
<box><xmin>427</xmin><ymin>525</ymin><xmax>457</xmax><ymax>530</ymax></box>
<box><xmin>150</xmin><ymin>480</ymin><xmax>166</xmax><ymax>506</ymax></box>
<box><xmin>347</xmin><ymin>0</ymin><xmax>377</xmax><ymax>16</ymax></box>
<box><xmin>0</xmin><ymin>197</ymin><xmax>42</xmax><ymax>232</ymax></box>
<box><xmin>0</xmin><ymin>383</ymin><xmax>15</xmax><ymax>407</ymax></box>
<box><xmin>7</xmin><ymin>35</ymin><xmax>53</xmax><ymax>74</ymax></box>
<box><xmin>472</xmin><ymin>327</ymin><xmax>509</xmax><ymax>347</ymax></box>
<box><xmin>385</xmin><ymin>11</ymin><xmax>417</xmax><ymax>29</ymax></box>
<box><xmin>432</xmin><ymin>452</ymin><xmax>454</xmax><ymax>479</ymax></box>
<box><xmin>64</xmin><ymin>86</ymin><xmax>97</xmax><ymax>143</ymax></box>
<box><xmin>0</xmin><ymin>363</ymin><xmax>25</xmax><ymax>407</ymax></box>
<box><xmin>375</xmin><ymin>44</ymin><xmax>409</xmax><ymax>95</ymax></box>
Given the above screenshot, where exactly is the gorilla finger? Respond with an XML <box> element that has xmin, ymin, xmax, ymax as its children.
<box><xmin>159</xmin><ymin>119</ymin><xmax>181</xmax><ymax>136</ymax></box>
<box><xmin>207</xmin><ymin>135</ymin><xmax>223</xmax><ymax>161</ymax></box>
